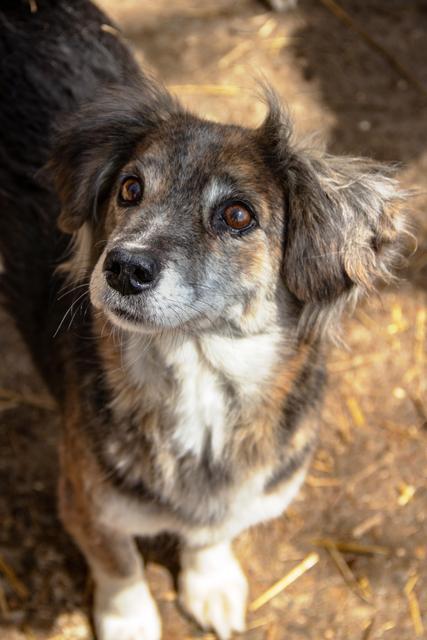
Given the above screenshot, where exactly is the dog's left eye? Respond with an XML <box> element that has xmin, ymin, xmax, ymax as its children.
<box><xmin>118</xmin><ymin>176</ymin><xmax>143</xmax><ymax>206</ymax></box>
<box><xmin>223</xmin><ymin>203</ymin><xmax>254</xmax><ymax>231</ymax></box>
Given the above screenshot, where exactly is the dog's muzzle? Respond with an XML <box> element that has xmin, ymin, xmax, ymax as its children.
<box><xmin>103</xmin><ymin>248</ymin><xmax>161</xmax><ymax>295</ymax></box>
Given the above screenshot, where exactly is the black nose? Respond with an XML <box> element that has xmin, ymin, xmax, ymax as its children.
<box><xmin>103</xmin><ymin>248</ymin><xmax>161</xmax><ymax>295</ymax></box>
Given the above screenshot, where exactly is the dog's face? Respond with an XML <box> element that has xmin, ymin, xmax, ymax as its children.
<box><xmin>51</xmin><ymin>85</ymin><xmax>405</xmax><ymax>337</ymax></box>
<box><xmin>88</xmin><ymin>118</ymin><xmax>285</xmax><ymax>334</ymax></box>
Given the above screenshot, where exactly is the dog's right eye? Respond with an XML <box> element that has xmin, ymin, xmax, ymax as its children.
<box><xmin>118</xmin><ymin>176</ymin><xmax>143</xmax><ymax>206</ymax></box>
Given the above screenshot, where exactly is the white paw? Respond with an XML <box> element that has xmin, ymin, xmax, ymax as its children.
<box><xmin>179</xmin><ymin>544</ymin><xmax>248</xmax><ymax>640</ymax></box>
<box><xmin>94</xmin><ymin>577</ymin><xmax>161</xmax><ymax>640</ymax></box>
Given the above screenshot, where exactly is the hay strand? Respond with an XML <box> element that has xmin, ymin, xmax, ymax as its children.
<box><xmin>313</xmin><ymin>538</ymin><xmax>390</xmax><ymax>557</ymax></box>
<box><xmin>404</xmin><ymin>575</ymin><xmax>424</xmax><ymax>637</ymax></box>
<box><xmin>249</xmin><ymin>552</ymin><xmax>319</xmax><ymax>612</ymax></box>
<box><xmin>326</xmin><ymin>545</ymin><xmax>371</xmax><ymax>603</ymax></box>
<box><xmin>0</xmin><ymin>554</ymin><xmax>29</xmax><ymax>599</ymax></box>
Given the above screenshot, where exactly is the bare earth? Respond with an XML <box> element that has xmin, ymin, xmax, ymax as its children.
<box><xmin>1</xmin><ymin>1</ymin><xmax>426</xmax><ymax>639</ymax></box>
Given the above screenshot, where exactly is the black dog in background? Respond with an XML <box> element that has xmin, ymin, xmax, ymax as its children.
<box><xmin>0</xmin><ymin>0</ymin><xmax>139</xmax><ymax>391</ymax></box>
<box><xmin>0</xmin><ymin>2</ymin><xmax>406</xmax><ymax>640</ymax></box>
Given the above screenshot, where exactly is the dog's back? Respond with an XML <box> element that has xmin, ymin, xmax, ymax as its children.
<box><xmin>0</xmin><ymin>0</ymin><xmax>138</xmax><ymax>392</ymax></box>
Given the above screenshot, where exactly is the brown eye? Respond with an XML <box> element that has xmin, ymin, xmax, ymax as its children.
<box><xmin>119</xmin><ymin>176</ymin><xmax>143</xmax><ymax>205</ymax></box>
<box><xmin>223</xmin><ymin>203</ymin><xmax>254</xmax><ymax>231</ymax></box>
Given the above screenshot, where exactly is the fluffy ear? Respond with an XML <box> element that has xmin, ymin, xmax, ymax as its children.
<box><xmin>259</xmin><ymin>93</ymin><xmax>406</xmax><ymax>308</ymax></box>
<box><xmin>283</xmin><ymin>152</ymin><xmax>405</xmax><ymax>304</ymax></box>
<box><xmin>48</xmin><ymin>81</ymin><xmax>178</xmax><ymax>233</ymax></box>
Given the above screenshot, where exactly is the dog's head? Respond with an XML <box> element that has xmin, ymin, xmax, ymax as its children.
<box><xmin>50</xmin><ymin>82</ymin><xmax>406</xmax><ymax>338</ymax></box>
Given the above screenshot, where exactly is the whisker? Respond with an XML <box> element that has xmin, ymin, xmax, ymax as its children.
<box><xmin>57</xmin><ymin>281</ymin><xmax>90</xmax><ymax>300</ymax></box>
<box><xmin>53</xmin><ymin>290</ymin><xmax>89</xmax><ymax>337</ymax></box>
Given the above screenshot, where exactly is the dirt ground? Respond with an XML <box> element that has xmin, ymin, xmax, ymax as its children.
<box><xmin>1</xmin><ymin>1</ymin><xmax>426</xmax><ymax>639</ymax></box>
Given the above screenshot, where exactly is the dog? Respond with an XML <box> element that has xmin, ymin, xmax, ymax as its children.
<box><xmin>0</xmin><ymin>1</ymin><xmax>406</xmax><ymax>639</ymax></box>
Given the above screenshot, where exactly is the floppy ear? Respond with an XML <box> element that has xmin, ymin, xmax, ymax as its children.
<box><xmin>283</xmin><ymin>152</ymin><xmax>405</xmax><ymax>304</ymax></box>
<box><xmin>259</xmin><ymin>94</ymin><xmax>406</xmax><ymax>308</ymax></box>
<box><xmin>48</xmin><ymin>81</ymin><xmax>178</xmax><ymax>233</ymax></box>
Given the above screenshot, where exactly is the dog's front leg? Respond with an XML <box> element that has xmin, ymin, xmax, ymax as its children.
<box><xmin>179</xmin><ymin>541</ymin><xmax>248</xmax><ymax>640</ymax></box>
<box><xmin>91</xmin><ymin>561</ymin><xmax>161</xmax><ymax>640</ymax></box>
<box><xmin>58</xmin><ymin>448</ymin><xmax>161</xmax><ymax>640</ymax></box>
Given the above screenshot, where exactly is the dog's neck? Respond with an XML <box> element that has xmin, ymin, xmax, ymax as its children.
<box><xmin>97</xmin><ymin>320</ymin><xmax>287</xmax><ymax>461</ymax></box>
<box><xmin>125</xmin><ymin>330</ymin><xmax>283</xmax><ymax>394</ymax></box>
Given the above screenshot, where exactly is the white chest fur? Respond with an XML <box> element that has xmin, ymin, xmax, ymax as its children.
<box><xmin>124</xmin><ymin>331</ymin><xmax>282</xmax><ymax>461</ymax></box>
<box><xmin>163</xmin><ymin>338</ymin><xmax>228</xmax><ymax>460</ymax></box>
